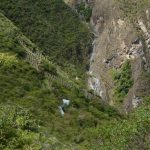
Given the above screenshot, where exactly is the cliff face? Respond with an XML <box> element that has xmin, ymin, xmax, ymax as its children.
<box><xmin>64</xmin><ymin>0</ymin><xmax>150</xmax><ymax>112</ymax></box>
<box><xmin>89</xmin><ymin>0</ymin><xmax>150</xmax><ymax>112</ymax></box>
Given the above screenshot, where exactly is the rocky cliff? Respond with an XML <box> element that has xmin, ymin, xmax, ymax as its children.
<box><xmin>66</xmin><ymin>0</ymin><xmax>150</xmax><ymax>112</ymax></box>
<box><xmin>89</xmin><ymin>0</ymin><xmax>150</xmax><ymax>112</ymax></box>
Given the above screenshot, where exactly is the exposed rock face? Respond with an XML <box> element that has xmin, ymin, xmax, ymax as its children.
<box><xmin>89</xmin><ymin>0</ymin><xmax>150</xmax><ymax>112</ymax></box>
<box><xmin>65</xmin><ymin>0</ymin><xmax>150</xmax><ymax>112</ymax></box>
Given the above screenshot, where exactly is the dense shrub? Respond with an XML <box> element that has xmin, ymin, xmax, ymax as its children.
<box><xmin>0</xmin><ymin>52</ymin><xmax>18</xmax><ymax>68</ymax></box>
<box><xmin>0</xmin><ymin>105</ymin><xmax>40</xmax><ymax>149</ymax></box>
<box><xmin>40</xmin><ymin>60</ymin><xmax>58</xmax><ymax>76</ymax></box>
<box><xmin>112</xmin><ymin>60</ymin><xmax>133</xmax><ymax>103</ymax></box>
<box><xmin>76</xmin><ymin>2</ymin><xmax>92</xmax><ymax>22</ymax></box>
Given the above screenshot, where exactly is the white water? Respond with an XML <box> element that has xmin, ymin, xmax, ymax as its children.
<box><xmin>88</xmin><ymin>77</ymin><xmax>104</xmax><ymax>98</ymax></box>
<box><xmin>88</xmin><ymin>38</ymin><xmax>105</xmax><ymax>99</ymax></box>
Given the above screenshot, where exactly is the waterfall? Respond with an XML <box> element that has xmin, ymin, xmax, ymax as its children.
<box><xmin>88</xmin><ymin>77</ymin><xmax>104</xmax><ymax>97</ymax></box>
<box><xmin>88</xmin><ymin>38</ymin><xmax>105</xmax><ymax>100</ymax></box>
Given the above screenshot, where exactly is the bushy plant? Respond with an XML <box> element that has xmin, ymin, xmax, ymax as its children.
<box><xmin>0</xmin><ymin>52</ymin><xmax>18</xmax><ymax>68</ymax></box>
<box><xmin>0</xmin><ymin>105</ymin><xmax>40</xmax><ymax>149</ymax></box>
<box><xmin>76</xmin><ymin>2</ymin><xmax>92</xmax><ymax>22</ymax></box>
<box><xmin>40</xmin><ymin>60</ymin><xmax>58</xmax><ymax>76</ymax></box>
<box><xmin>112</xmin><ymin>60</ymin><xmax>133</xmax><ymax>103</ymax></box>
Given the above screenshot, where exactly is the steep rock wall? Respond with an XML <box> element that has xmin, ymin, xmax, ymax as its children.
<box><xmin>64</xmin><ymin>0</ymin><xmax>150</xmax><ymax>112</ymax></box>
<box><xmin>90</xmin><ymin>0</ymin><xmax>150</xmax><ymax>112</ymax></box>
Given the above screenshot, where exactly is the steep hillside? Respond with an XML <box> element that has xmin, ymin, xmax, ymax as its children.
<box><xmin>0</xmin><ymin>0</ymin><xmax>150</xmax><ymax>149</ymax></box>
<box><xmin>0</xmin><ymin>0</ymin><xmax>91</xmax><ymax>68</ymax></box>
<box><xmin>0</xmin><ymin>12</ymin><xmax>121</xmax><ymax>149</ymax></box>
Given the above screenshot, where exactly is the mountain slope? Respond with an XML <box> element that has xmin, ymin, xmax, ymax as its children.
<box><xmin>0</xmin><ymin>0</ymin><xmax>150</xmax><ymax>149</ymax></box>
<box><xmin>0</xmin><ymin>12</ymin><xmax>121</xmax><ymax>149</ymax></box>
<box><xmin>0</xmin><ymin>0</ymin><xmax>91</xmax><ymax>68</ymax></box>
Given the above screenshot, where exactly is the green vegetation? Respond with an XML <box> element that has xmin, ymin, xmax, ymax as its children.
<box><xmin>90</xmin><ymin>96</ymin><xmax>150</xmax><ymax>149</ymax></box>
<box><xmin>0</xmin><ymin>1</ymin><xmax>150</xmax><ymax>149</ymax></box>
<box><xmin>0</xmin><ymin>52</ymin><xmax>18</xmax><ymax>67</ymax></box>
<box><xmin>0</xmin><ymin>13</ymin><xmax>25</xmax><ymax>56</ymax></box>
<box><xmin>76</xmin><ymin>2</ymin><xmax>92</xmax><ymax>22</ymax></box>
<box><xmin>0</xmin><ymin>11</ymin><xmax>121</xmax><ymax>149</ymax></box>
<box><xmin>40</xmin><ymin>59</ymin><xmax>58</xmax><ymax>76</ymax></box>
<box><xmin>0</xmin><ymin>105</ymin><xmax>77</xmax><ymax>150</ymax></box>
<box><xmin>0</xmin><ymin>0</ymin><xmax>91</xmax><ymax>68</ymax></box>
<box><xmin>117</xmin><ymin>0</ymin><xmax>150</xmax><ymax>22</ymax></box>
<box><xmin>0</xmin><ymin>105</ymin><xmax>40</xmax><ymax>149</ymax></box>
<box><xmin>112</xmin><ymin>60</ymin><xmax>133</xmax><ymax>103</ymax></box>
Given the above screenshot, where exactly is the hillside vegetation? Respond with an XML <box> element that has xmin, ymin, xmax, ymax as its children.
<box><xmin>0</xmin><ymin>12</ymin><xmax>121</xmax><ymax>149</ymax></box>
<box><xmin>0</xmin><ymin>0</ymin><xmax>91</xmax><ymax>68</ymax></box>
<box><xmin>0</xmin><ymin>0</ymin><xmax>150</xmax><ymax>149</ymax></box>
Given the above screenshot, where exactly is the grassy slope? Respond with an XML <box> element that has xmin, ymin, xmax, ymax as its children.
<box><xmin>0</xmin><ymin>0</ymin><xmax>91</xmax><ymax>68</ymax></box>
<box><xmin>0</xmin><ymin>13</ymin><xmax>121</xmax><ymax>149</ymax></box>
<box><xmin>117</xmin><ymin>0</ymin><xmax>150</xmax><ymax>22</ymax></box>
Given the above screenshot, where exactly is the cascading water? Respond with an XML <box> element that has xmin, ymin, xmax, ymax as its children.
<box><xmin>88</xmin><ymin>77</ymin><xmax>104</xmax><ymax>97</ymax></box>
<box><xmin>88</xmin><ymin>38</ymin><xmax>105</xmax><ymax>100</ymax></box>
